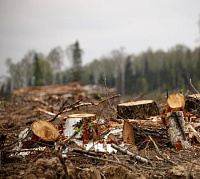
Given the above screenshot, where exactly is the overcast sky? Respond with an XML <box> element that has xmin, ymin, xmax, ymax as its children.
<box><xmin>0</xmin><ymin>0</ymin><xmax>200</xmax><ymax>76</ymax></box>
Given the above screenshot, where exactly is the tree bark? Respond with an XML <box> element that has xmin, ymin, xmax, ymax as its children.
<box><xmin>167</xmin><ymin>111</ymin><xmax>191</xmax><ymax>150</ymax></box>
<box><xmin>129</xmin><ymin>119</ymin><xmax>170</xmax><ymax>149</ymax></box>
<box><xmin>117</xmin><ymin>100</ymin><xmax>159</xmax><ymax>145</ymax></box>
<box><xmin>117</xmin><ymin>100</ymin><xmax>159</xmax><ymax>120</ymax></box>
<box><xmin>67</xmin><ymin>113</ymin><xmax>96</xmax><ymax>144</ymax></box>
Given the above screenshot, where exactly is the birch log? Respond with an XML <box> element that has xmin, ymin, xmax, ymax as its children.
<box><xmin>167</xmin><ymin>111</ymin><xmax>191</xmax><ymax>150</ymax></box>
<box><xmin>66</xmin><ymin>113</ymin><xmax>96</xmax><ymax>144</ymax></box>
<box><xmin>111</xmin><ymin>143</ymin><xmax>150</xmax><ymax>164</ymax></box>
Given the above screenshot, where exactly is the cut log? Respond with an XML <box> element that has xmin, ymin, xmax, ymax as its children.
<box><xmin>128</xmin><ymin>119</ymin><xmax>170</xmax><ymax>149</ymax></box>
<box><xmin>122</xmin><ymin>121</ymin><xmax>135</xmax><ymax>144</ymax></box>
<box><xmin>31</xmin><ymin>120</ymin><xmax>59</xmax><ymax>141</ymax></box>
<box><xmin>166</xmin><ymin>93</ymin><xmax>185</xmax><ymax>113</ymax></box>
<box><xmin>66</xmin><ymin>113</ymin><xmax>96</xmax><ymax>144</ymax></box>
<box><xmin>167</xmin><ymin>111</ymin><xmax>191</xmax><ymax>150</ymax></box>
<box><xmin>117</xmin><ymin>100</ymin><xmax>159</xmax><ymax>120</ymax></box>
<box><xmin>167</xmin><ymin>93</ymin><xmax>185</xmax><ymax>109</ymax></box>
<box><xmin>117</xmin><ymin>100</ymin><xmax>159</xmax><ymax>145</ymax></box>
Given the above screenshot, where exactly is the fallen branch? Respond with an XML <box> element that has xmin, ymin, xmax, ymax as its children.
<box><xmin>102</xmin><ymin>77</ymin><xmax>116</xmax><ymax>112</ymax></box>
<box><xmin>48</xmin><ymin>99</ymin><xmax>82</xmax><ymax>122</ymax></box>
<box><xmin>190</xmin><ymin>79</ymin><xmax>200</xmax><ymax>94</ymax></box>
<box><xmin>82</xmin><ymin>153</ymin><xmax>133</xmax><ymax>171</ymax></box>
<box><xmin>36</xmin><ymin>107</ymin><xmax>61</xmax><ymax>117</ymax></box>
<box><xmin>61</xmin><ymin>94</ymin><xmax>120</xmax><ymax>113</ymax></box>
<box><xmin>96</xmin><ymin>94</ymin><xmax>121</xmax><ymax>106</ymax></box>
<box><xmin>188</xmin><ymin>125</ymin><xmax>200</xmax><ymax>143</ymax></box>
<box><xmin>72</xmin><ymin>148</ymin><xmax>103</xmax><ymax>157</ymax></box>
<box><xmin>54</xmin><ymin>150</ymin><xmax>69</xmax><ymax>179</ymax></box>
<box><xmin>111</xmin><ymin>143</ymin><xmax>151</xmax><ymax>165</ymax></box>
<box><xmin>149</xmin><ymin>136</ymin><xmax>177</xmax><ymax>165</ymax></box>
<box><xmin>186</xmin><ymin>163</ymin><xmax>194</xmax><ymax>179</ymax></box>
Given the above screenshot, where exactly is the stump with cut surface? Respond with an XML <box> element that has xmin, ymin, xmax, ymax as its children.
<box><xmin>67</xmin><ymin>113</ymin><xmax>96</xmax><ymax>144</ymax></box>
<box><xmin>31</xmin><ymin>120</ymin><xmax>60</xmax><ymax>141</ymax></box>
<box><xmin>117</xmin><ymin>100</ymin><xmax>159</xmax><ymax>120</ymax></box>
<box><xmin>165</xmin><ymin>93</ymin><xmax>185</xmax><ymax>114</ymax></box>
<box><xmin>117</xmin><ymin>100</ymin><xmax>159</xmax><ymax>145</ymax></box>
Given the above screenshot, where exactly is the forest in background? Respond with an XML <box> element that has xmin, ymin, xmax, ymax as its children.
<box><xmin>1</xmin><ymin>42</ymin><xmax>200</xmax><ymax>97</ymax></box>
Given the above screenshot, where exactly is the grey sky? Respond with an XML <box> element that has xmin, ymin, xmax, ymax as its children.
<box><xmin>0</xmin><ymin>0</ymin><xmax>200</xmax><ymax>76</ymax></box>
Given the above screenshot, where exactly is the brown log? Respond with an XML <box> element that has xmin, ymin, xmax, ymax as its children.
<box><xmin>123</xmin><ymin>121</ymin><xmax>135</xmax><ymax>144</ymax></box>
<box><xmin>167</xmin><ymin>93</ymin><xmax>185</xmax><ymax>109</ymax></box>
<box><xmin>117</xmin><ymin>100</ymin><xmax>159</xmax><ymax>120</ymax></box>
<box><xmin>31</xmin><ymin>120</ymin><xmax>60</xmax><ymax>141</ymax></box>
<box><xmin>167</xmin><ymin>111</ymin><xmax>191</xmax><ymax>150</ymax></box>
<box><xmin>117</xmin><ymin>100</ymin><xmax>159</xmax><ymax>145</ymax></box>
<box><xmin>128</xmin><ymin>119</ymin><xmax>170</xmax><ymax>149</ymax></box>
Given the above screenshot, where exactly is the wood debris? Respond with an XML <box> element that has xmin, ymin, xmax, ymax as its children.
<box><xmin>3</xmin><ymin>84</ymin><xmax>200</xmax><ymax>178</ymax></box>
<box><xmin>31</xmin><ymin>120</ymin><xmax>60</xmax><ymax>141</ymax></box>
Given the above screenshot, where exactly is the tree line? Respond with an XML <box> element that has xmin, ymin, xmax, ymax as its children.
<box><xmin>1</xmin><ymin>42</ymin><xmax>200</xmax><ymax>96</ymax></box>
<box><xmin>81</xmin><ymin>45</ymin><xmax>200</xmax><ymax>95</ymax></box>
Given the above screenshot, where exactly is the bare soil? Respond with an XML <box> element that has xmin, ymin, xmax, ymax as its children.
<box><xmin>1</xmin><ymin>94</ymin><xmax>200</xmax><ymax>179</ymax></box>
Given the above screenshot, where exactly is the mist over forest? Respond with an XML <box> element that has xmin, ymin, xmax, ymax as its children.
<box><xmin>1</xmin><ymin>41</ymin><xmax>200</xmax><ymax>97</ymax></box>
<box><xmin>0</xmin><ymin>1</ymin><xmax>200</xmax><ymax>98</ymax></box>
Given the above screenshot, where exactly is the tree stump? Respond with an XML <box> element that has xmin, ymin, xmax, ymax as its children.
<box><xmin>117</xmin><ymin>100</ymin><xmax>159</xmax><ymax>120</ymax></box>
<box><xmin>66</xmin><ymin>113</ymin><xmax>96</xmax><ymax>144</ymax></box>
<box><xmin>31</xmin><ymin>120</ymin><xmax>59</xmax><ymax>141</ymax></box>
<box><xmin>167</xmin><ymin>111</ymin><xmax>191</xmax><ymax>150</ymax></box>
<box><xmin>117</xmin><ymin>100</ymin><xmax>159</xmax><ymax>144</ymax></box>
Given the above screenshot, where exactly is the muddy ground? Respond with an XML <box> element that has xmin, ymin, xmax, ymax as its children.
<box><xmin>1</xmin><ymin>94</ymin><xmax>200</xmax><ymax>179</ymax></box>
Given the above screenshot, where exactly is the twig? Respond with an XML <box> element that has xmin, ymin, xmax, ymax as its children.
<box><xmin>111</xmin><ymin>143</ymin><xmax>151</xmax><ymax>165</ymax></box>
<box><xmin>188</xmin><ymin>125</ymin><xmax>200</xmax><ymax>143</ymax></box>
<box><xmin>82</xmin><ymin>153</ymin><xmax>133</xmax><ymax>171</ymax></box>
<box><xmin>186</xmin><ymin>163</ymin><xmax>194</xmax><ymax>179</ymax></box>
<box><xmin>54</xmin><ymin>150</ymin><xmax>69</xmax><ymax>179</ymax></box>
<box><xmin>72</xmin><ymin>148</ymin><xmax>102</xmax><ymax>157</ymax></box>
<box><xmin>166</xmin><ymin>89</ymin><xmax>169</xmax><ymax>100</ymax></box>
<box><xmin>149</xmin><ymin>136</ymin><xmax>177</xmax><ymax>165</ymax></box>
<box><xmin>132</xmin><ymin>92</ymin><xmax>145</xmax><ymax>101</ymax></box>
<box><xmin>97</xmin><ymin>94</ymin><xmax>121</xmax><ymax>106</ymax></box>
<box><xmin>2</xmin><ymin>128</ymin><xmax>31</xmax><ymax>149</ymax></box>
<box><xmin>190</xmin><ymin>79</ymin><xmax>200</xmax><ymax>94</ymax></box>
<box><xmin>61</xmin><ymin>94</ymin><xmax>120</xmax><ymax>114</ymax></box>
<box><xmin>36</xmin><ymin>107</ymin><xmax>61</xmax><ymax>117</ymax></box>
<box><xmin>48</xmin><ymin>99</ymin><xmax>82</xmax><ymax>122</ymax></box>
<box><xmin>102</xmin><ymin>77</ymin><xmax>114</xmax><ymax>110</ymax></box>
